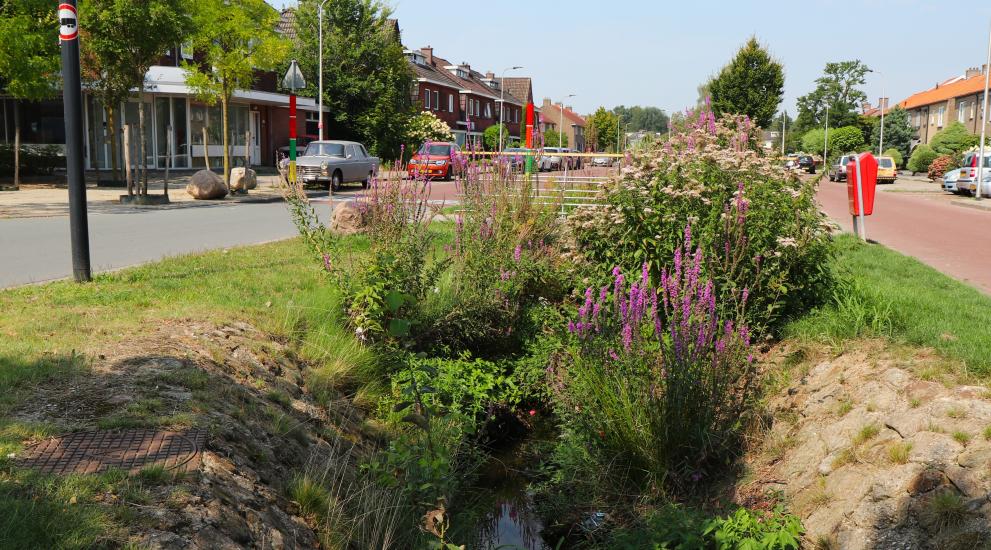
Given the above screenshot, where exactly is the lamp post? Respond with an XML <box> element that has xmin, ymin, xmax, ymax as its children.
<box><xmin>976</xmin><ymin>20</ymin><xmax>991</xmax><ymax>201</ymax></box>
<box><xmin>498</xmin><ymin>65</ymin><xmax>522</xmax><ymax>153</ymax></box>
<box><xmin>559</xmin><ymin>93</ymin><xmax>576</xmax><ymax>149</ymax></box>
<box><xmin>823</xmin><ymin>102</ymin><xmax>830</xmax><ymax>169</ymax></box>
<box><xmin>868</xmin><ymin>69</ymin><xmax>886</xmax><ymax>155</ymax></box>
<box><xmin>317</xmin><ymin>0</ymin><xmax>329</xmax><ymax>141</ymax></box>
<box><xmin>781</xmin><ymin>110</ymin><xmax>787</xmax><ymax>156</ymax></box>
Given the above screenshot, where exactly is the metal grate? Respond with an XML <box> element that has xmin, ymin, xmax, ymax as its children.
<box><xmin>17</xmin><ymin>429</ymin><xmax>206</xmax><ymax>475</ymax></box>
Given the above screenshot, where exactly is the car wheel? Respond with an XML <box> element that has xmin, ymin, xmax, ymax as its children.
<box><xmin>362</xmin><ymin>171</ymin><xmax>372</xmax><ymax>189</ymax></box>
<box><xmin>331</xmin><ymin>171</ymin><xmax>342</xmax><ymax>192</ymax></box>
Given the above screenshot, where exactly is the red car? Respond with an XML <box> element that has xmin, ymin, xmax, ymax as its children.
<box><xmin>408</xmin><ymin>141</ymin><xmax>462</xmax><ymax>180</ymax></box>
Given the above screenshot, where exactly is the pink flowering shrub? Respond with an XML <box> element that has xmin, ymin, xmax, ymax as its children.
<box><xmin>568</xmin><ymin>108</ymin><xmax>833</xmax><ymax>334</ymax></box>
<box><xmin>551</xmin><ymin>225</ymin><xmax>757</xmax><ymax>492</ymax></box>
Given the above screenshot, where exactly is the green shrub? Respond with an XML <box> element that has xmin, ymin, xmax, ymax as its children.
<box><xmin>930</xmin><ymin>122</ymin><xmax>979</xmax><ymax>156</ymax></box>
<box><xmin>828</xmin><ymin>125</ymin><xmax>867</xmax><ymax>161</ymax></box>
<box><xmin>569</xmin><ymin>110</ymin><xmax>834</xmax><ymax>335</ymax></box>
<box><xmin>908</xmin><ymin>144</ymin><xmax>938</xmax><ymax>173</ymax></box>
<box><xmin>0</xmin><ymin>144</ymin><xmax>63</xmax><ymax>177</ymax></box>
<box><xmin>928</xmin><ymin>154</ymin><xmax>958</xmax><ymax>181</ymax></box>
<box><xmin>883</xmin><ymin>148</ymin><xmax>903</xmax><ymax>168</ymax></box>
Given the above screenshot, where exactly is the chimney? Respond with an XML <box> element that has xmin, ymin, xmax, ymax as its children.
<box><xmin>485</xmin><ymin>71</ymin><xmax>494</xmax><ymax>80</ymax></box>
<box><xmin>542</xmin><ymin>97</ymin><xmax>552</xmax><ymax>107</ymax></box>
<box><xmin>880</xmin><ymin>97</ymin><xmax>889</xmax><ymax>110</ymax></box>
<box><xmin>421</xmin><ymin>46</ymin><xmax>432</xmax><ymax>64</ymax></box>
<box><xmin>966</xmin><ymin>66</ymin><xmax>981</xmax><ymax>79</ymax></box>
<box><xmin>861</xmin><ymin>101</ymin><xmax>872</xmax><ymax>112</ymax></box>
<box><xmin>565</xmin><ymin>105</ymin><xmax>573</xmax><ymax>111</ymax></box>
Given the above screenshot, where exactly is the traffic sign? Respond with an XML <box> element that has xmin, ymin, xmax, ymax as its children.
<box><xmin>282</xmin><ymin>60</ymin><xmax>305</xmax><ymax>91</ymax></box>
<box><xmin>58</xmin><ymin>3</ymin><xmax>78</xmax><ymax>41</ymax></box>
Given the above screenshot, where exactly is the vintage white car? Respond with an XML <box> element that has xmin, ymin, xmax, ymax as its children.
<box><xmin>290</xmin><ymin>140</ymin><xmax>380</xmax><ymax>191</ymax></box>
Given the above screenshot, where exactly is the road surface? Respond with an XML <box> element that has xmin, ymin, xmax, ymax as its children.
<box><xmin>0</xmin><ymin>201</ymin><xmax>299</xmax><ymax>288</ymax></box>
<box><xmin>817</xmin><ymin>178</ymin><xmax>991</xmax><ymax>294</ymax></box>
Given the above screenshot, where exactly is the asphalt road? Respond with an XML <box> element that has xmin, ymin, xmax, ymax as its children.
<box><xmin>0</xmin><ymin>201</ymin><xmax>299</xmax><ymax>288</ymax></box>
<box><xmin>817</xmin><ymin>178</ymin><xmax>991</xmax><ymax>294</ymax></box>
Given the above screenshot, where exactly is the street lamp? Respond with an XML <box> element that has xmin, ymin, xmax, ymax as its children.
<box><xmin>781</xmin><ymin>110</ymin><xmax>787</xmax><ymax>156</ymax></box>
<box><xmin>823</xmin><ymin>102</ymin><xmax>830</xmax><ymax>168</ymax></box>
<box><xmin>498</xmin><ymin>65</ymin><xmax>522</xmax><ymax>153</ymax></box>
<box><xmin>976</xmin><ymin>19</ymin><xmax>991</xmax><ymax>201</ymax></box>
<box><xmin>559</xmin><ymin>93</ymin><xmax>576</xmax><ymax>149</ymax></box>
<box><xmin>868</xmin><ymin>69</ymin><xmax>886</xmax><ymax>155</ymax></box>
<box><xmin>317</xmin><ymin>0</ymin><xmax>330</xmax><ymax>141</ymax></box>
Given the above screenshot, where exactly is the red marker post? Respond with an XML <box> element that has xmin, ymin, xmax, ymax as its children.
<box><xmin>282</xmin><ymin>60</ymin><xmax>306</xmax><ymax>188</ymax></box>
<box><xmin>846</xmin><ymin>152</ymin><xmax>878</xmax><ymax>241</ymax></box>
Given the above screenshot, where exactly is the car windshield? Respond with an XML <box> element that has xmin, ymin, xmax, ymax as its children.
<box><xmin>878</xmin><ymin>158</ymin><xmax>894</xmax><ymax>168</ymax></box>
<box><xmin>420</xmin><ymin>144</ymin><xmax>452</xmax><ymax>156</ymax></box>
<box><xmin>304</xmin><ymin>143</ymin><xmax>345</xmax><ymax>157</ymax></box>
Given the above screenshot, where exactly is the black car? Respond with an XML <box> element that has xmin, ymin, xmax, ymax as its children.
<box><xmin>797</xmin><ymin>155</ymin><xmax>816</xmax><ymax>174</ymax></box>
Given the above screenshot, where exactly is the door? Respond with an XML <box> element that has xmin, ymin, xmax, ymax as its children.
<box><xmin>343</xmin><ymin>144</ymin><xmax>359</xmax><ymax>181</ymax></box>
<box><xmin>250</xmin><ymin>111</ymin><xmax>261</xmax><ymax>165</ymax></box>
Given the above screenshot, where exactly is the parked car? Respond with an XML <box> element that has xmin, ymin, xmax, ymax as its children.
<box><xmin>408</xmin><ymin>141</ymin><xmax>462</xmax><ymax>180</ymax></box>
<box><xmin>828</xmin><ymin>154</ymin><xmax>857</xmax><ymax>182</ymax></box>
<box><xmin>591</xmin><ymin>156</ymin><xmax>615</xmax><ymax>167</ymax></box>
<box><xmin>539</xmin><ymin>147</ymin><xmax>563</xmax><ymax>171</ymax></box>
<box><xmin>797</xmin><ymin>155</ymin><xmax>817</xmax><ymax>174</ymax></box>
<box><xmin>955</xmin><ymin>151</ymin><xmax>991</xmax><ymax>195</ymax></box>
<box><xmin>877</xmin><ymin>156</ymin><xmax>897</xmax><ymax>184</ymax></box>
<box><xmin>943</xmin><ymin>168</ymin><xmax>962</xmax><ymax>193</ymax></box>
<box><xmin>293</xmin><ymin>140</ymin><xmax>379</xmax><ymax>191</ymax></box>
<box><xmin>563</xmin><ymin>148</ymin><xmax>582</xmax><ymax>169</ymax></box>
<box><xmin>502</xmin><ymin>147</ymin><xmax>536</xmax><ymax>171</ymax></box>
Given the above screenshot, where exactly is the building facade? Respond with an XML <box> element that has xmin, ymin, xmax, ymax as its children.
<box><xmin>898</xmin><ymin>66</ymin><xmax>989</xmax><ymax>147</ymax></box>
<box><xmin>539</xmin><ymin>98</ymin><xmax>586</xmax><ymax>151</ymax></box>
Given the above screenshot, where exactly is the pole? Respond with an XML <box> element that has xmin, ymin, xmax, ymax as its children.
<box><xmin>289</xmin><ymin>93</ymin><xmax>298</xmax><ymax>188</ymax></box>
<box><xmin>59</xmin><ymin>0</ymin><xmax>91</xmax><ymax>282</ymax></box>
<box><xmin>559</xmin><ymin>104</ymin><xmax>564</xmax><ymax>149</ymax></box>
<box><xmin>976</xmin><ymin>20</ymin><xmax>991</xmax><ymax>201</ymax></box>
<box><xmin>318</xmin><ymin>2</ymin><xmax>324</xmax><ymax>141</ymax></box>
<box><xmin>853</xmin><ymin>154</ymin><xmax>868</xmax><ymax>241</ymax></box>
<box><xmin>823</xmin><ymin>103</ymin><xmax>830</xmax><ymax>168</ymax></box>
<box><xmin>499</xmin><ymin>83</ymin><xmax>505</xmax><ymax>153</ymax></box>
<box><xmin>878</xmin><ymin>79</ymin><xmax>885</xmax><ymax>155</ymax></box>
<box><xmin>781</xmin><ymin>110</ymin><xmax>786</xmax><ymax>156</ymax></box>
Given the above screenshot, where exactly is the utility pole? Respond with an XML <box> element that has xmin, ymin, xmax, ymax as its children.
<box><xmin>823</xmin><ymin>103</ymin><xmax>830</xmax><ymax>169</ymax></box>
<box><xmin>559</xmin><ymin>93</ymin><xmax>576</xmax><ymax>149</ymax></box>
<box><xmin>976</xmin><ymin>20</ymin><xmax>991</xmax><ymax>201</ymax></box>
<box><xmin>498</xmin><ymin>65</ymin><xmax>522</xmax><ymax>153</ymax></box>
<box><xmin>59</xmin><ymin>0</ymin><xmax>91</xmax><ymax>282</ymax></box>
<box><xmin>781</xmin><ymin>110</ymin><xmax>786</xmax><ymax>156</ymax></box>
<box><xmin>317</xmin><ymin>0</ymin><xmax>329</xmax><ymax>141</ymax></box>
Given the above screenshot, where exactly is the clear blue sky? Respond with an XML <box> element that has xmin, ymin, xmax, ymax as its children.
<box><xmin>271</xmin><ymin>0</ymin><xmax>991</xmax><ymax>118</ymax></box>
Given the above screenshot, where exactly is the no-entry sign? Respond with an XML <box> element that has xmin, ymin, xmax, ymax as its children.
<box><xmin>59</xmin><ymin>3</ymin><xmax>78</xmax><ymax>41</ymax></box>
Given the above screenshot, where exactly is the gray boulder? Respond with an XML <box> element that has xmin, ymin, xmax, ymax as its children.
<box><xmin>330</xmin><ymin>202</ymin><xmax>366</xmax><ymax>235</ymax></box>
<box><xmin>186</xmin><ymin>170</ymin><xmax>227</xmax><ymax>200</ymax></box>
<box><xmin>230</xmin><ymin>167</ymin><xmax>257</xmax><ymax>192</ymax></box>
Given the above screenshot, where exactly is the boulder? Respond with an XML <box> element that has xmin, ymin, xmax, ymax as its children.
<box><xmin>329</xmin><ymin>202</ymin><xmax>366</xmax><ymax>235</ymax></box>
<box><xmin>230</xmin><ymin>167</ymin><xmax>257</xmax><ymax>192</ymax></box>
<box><xmin>186</xmin><ymin>170</ymin><xmax>227</xmax><ymax>200</ymax></box>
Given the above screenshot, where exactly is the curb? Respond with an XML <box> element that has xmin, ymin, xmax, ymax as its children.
<box><xmin>950</xmin><ymin>199</ymin><xmax>991</xmax><ymax>213</ymax></box>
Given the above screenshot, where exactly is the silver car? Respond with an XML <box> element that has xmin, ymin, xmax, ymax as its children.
<box><xmin>294</xmin><ymin>140</ymin><xmax>380</xmax><ymax>191</ymax></box>
<box><xmin>828</xmin><ymin>154</ymin><xmax>856</xmax><ymax>182</ymax></box>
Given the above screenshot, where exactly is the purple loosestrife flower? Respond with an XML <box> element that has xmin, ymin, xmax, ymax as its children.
<box><xmin>622</xmin><ymin>323</ymin><xmax>633</xmax><ymax>351</ymax></box>
<box><xmin>322</xmin><ymin>254</ymin><xmax>333</xmax><ymax>272</ymax></box>
<box><xmin>513</xmin><ymin>245</ymin><xmax>522</xmax><ymax>263</ymax></box>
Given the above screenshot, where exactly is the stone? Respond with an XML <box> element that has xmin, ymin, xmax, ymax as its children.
<box><xmin>186</xmin><ymin>170</ymin><xmax>227</xmax><ymax>200</ymax></box>
<box><xmin>229</xmin><ymin>167</ymin><xmax>257</xmax><ymax>192</ymax></box>
<box><xmin>329</xmin><ymin>202</ymin><xmax>366</xmax><ymax>235</ymax></box>
<box><xmin>907</xmin><ymin>467</ymin><xmax>948</xmax><ymax>495</ymax></box>
<box><xmin>958</xmin><ymin>445</ymin><xmax>991</xmax><ymax>469</ymax></box>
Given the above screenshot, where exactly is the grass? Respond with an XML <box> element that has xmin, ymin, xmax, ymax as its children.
<box><xmin>853</xmin><ymin>423</ymin><xmax>880</xmax><ymax>445</ymax></box>
<box><xmin>785</xmin><ymin>235</ymin><xmax>991</xmax><ymax>376</ymax></box>
<box><xmin>887</xmin><ymin>442</ymin><xmax>913</xmax><ymax>464</ymax></box>
<box><xmin>925</xmin><ymin>490</ymin><xmax>969</xmax><ymax>531</ymax></box>
<box><xmin>952</xmin><ymin>431</ymin><xmax>972</xmax><ymax>446</ymax></box>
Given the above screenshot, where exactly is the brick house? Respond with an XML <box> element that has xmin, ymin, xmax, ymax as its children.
<box><xmin>406</xmin><ymin>46</ymin><xmax>527</xmax><ymax>148</ymax></box>
<box><xmin>539</xmin><ymin>98</ymin><xmax>586</xmax><ymax>151</ymax></box>
<box><xmin>897</xmin><ymin>66</ymin><xmax>989</xmax><ymax>148</ymax></box>
<box><xmin>0</xmin><ymin>8</ymin><xmax>322</xmax><ymax>171</ymax></box>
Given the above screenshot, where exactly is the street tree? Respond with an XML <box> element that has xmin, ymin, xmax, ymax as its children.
<box><xmin>80</xmin><ymin>0</ymin><xmax>191</xmax><ymax>195</ymax></box>
<box><xmin>543</xmin><ymin>128</ymin><xmax>568</xmax><ymax>148</ymax></box>
<box><xmin>0</xmin><ymin>0</ymin><xmax>59</xmax><ymax>188</ymax></box>
<box><xmin>291</xmin><ymin>0</ymin><xmax>414</xmax><ymax>160</ymax></box>
<box><xmin>587</xmin><ymin>107</ymin><xmax>620</xmax><ymax>152</ymax></box>
<box><xmin>706</xmin><ymin>37</ymin><xmax>784</xmax><ymax>128</ymax></box>
<box><xmin>867</xmin><ymin>106</ymin><xmax>912</xmax><ymax>161</ymax></box>
<box><xmin>483</xmin><ymin>124</ymin><xmax>508</xmax><ymax>151</ymax></box>
<box><xmin>795</xmin><ymin>60</ymin><xmax>871</xmax><ymax>133</ymax></box>
<box><xmin>612</xmin><ymin>105</ymin><xmax>669</xmax><ymax>134</ymax></box>
<box><xmin>184</xmin><ymin>0</ymin><xmax>288</xmax><ymax>188</ymax></box>
<box><xmin>929</xmin><ymin>121</ymin><xmax>980</xmax><ymax>156</ymax></box>
<box><xmin>802</xmin><ymin>125</ymin><xmax>865</xmax><ymax>163</ymax></box>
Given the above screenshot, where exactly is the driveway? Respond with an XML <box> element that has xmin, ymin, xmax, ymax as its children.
<box><xmin>816</xmin><ymin>177</ymin><xmax>991</xmax><ymax>294</ymax></box>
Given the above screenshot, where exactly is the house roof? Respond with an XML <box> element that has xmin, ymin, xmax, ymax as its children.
<box><xmin>276</xmin><ymin>9</ymin><xmax>298</xmax><ymax>45</ymax></box>
<box><xmin>541</xmin><ymin>101</ymin><xmax>586</xmax><ymax>126</ymax></box>
<box><xmin>499</xmin><ymin>77</ymin><xmax>533</xmax><ymax>104</ymax></box>
<box><xmin>899</xmin><ymin>72</ymin><xmax>988</xmax><ymax>110</ymax></box>
<box><xmin>418</xmin><ymin>51</ymin><xmax>526</xmax><ymax>106</ymax></box>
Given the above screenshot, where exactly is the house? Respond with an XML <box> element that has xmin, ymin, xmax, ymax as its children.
<box><xmin>897</xmin><ymin>66</ymin><xmax>989</xmax><ymax>147</ymax></box>
<box><xmin>405</xmin><ymin>46</ymin><xmax>529</xmax><ymax>148</ymax></box>
<box><xmin>539</xmin><ymin>98</ymin><xmax>586</xmax><ymax>151</ymax></box>
<box><xmin>860</xmin><ymin>98</ymin><xmax>890</xmax><ymax>118</ymax></box>
<box><xmin>0</xmin><ymin>8</ymin><xmax>323</xmax><ymax>171</ymax></box>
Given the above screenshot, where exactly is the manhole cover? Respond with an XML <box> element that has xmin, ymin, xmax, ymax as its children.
<box><xmin>17</xmin><ymin>428</ymin><xmax>206</xmax><ymax>475</ymax></box>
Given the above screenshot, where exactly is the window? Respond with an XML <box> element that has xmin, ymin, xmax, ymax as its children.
<box><xmin>972</xmin><ymin>101</ymin><xmax>977</xmax><ymax>120</ymax></box>
<box><xmin>937</xmin><ymin>105</ymin><xmax>945</xmax><ymax>127</ymax></box>
<box><xmin>484</xmin><ymin>102</ymin><xmax>491</xmax><ymax>118</ymax></box>
<box><xmin>424</xmin><ymin>90</ymin><xmax>431</xmax><ymax>110</ymax></box>
<box><xmin>433</xmin><ymin>91</ymin><xmax>439</xmax><ymax>111</ymax></box>
<box><xmin>448</xmin><ymin>94</ymin><xmax>454</xmax><ymax>112</ymax></box>
<box><xmin>305</xmin><ymin>111</ymin><xmax>318</xmax><ymax>136</ymax></box>
<box><xmin>180</xmin><ymin>41</ymin><xmax>193</xmax><ymax>60</ymax></box>
<box><xmin>959</xmin><ymin>101</ymin><xmax>966</xmax><ymax>123</ymax></box>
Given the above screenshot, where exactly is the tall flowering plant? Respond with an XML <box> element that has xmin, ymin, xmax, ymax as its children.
<box><xmin>554</xmin><ymin>225</ymin><xmax>757</xmax><ymax>492</ymax></box>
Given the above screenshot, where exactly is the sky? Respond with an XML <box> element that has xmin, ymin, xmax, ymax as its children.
<box><xmin>271</xmin><ymin>0</ymin><xmax>991</xmax><ymax>119</ymax></box>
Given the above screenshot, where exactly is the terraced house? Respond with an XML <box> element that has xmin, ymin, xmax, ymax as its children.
<box><xmin>406</xmin><ymin>46</ymin><xmax>531</xmax><ymax>148</ymax></box>
<box><xmin>898</xmin><ymin>65</ymin><xmax>990</xmax><ymax>147</ymax></box>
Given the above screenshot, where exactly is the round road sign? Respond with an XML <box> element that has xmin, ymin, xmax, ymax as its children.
<box><xmin>59</xmin><ymin>3</ymin><xmax>78</xmax><ymax>41</ymax></box>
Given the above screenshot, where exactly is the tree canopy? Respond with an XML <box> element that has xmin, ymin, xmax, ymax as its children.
<box><xmin>543</xmin><ymin>128</ymin><xmax>568</xmax><ymax>148</ymax></box>
<box><xmin>867</xmin><ymin>107</ymin><xmax>912</xmax><ymax>161</ymax></box>
<box><xmin>795</xmin><ymin>60</ymin><xmax>871</xmax><ymax>133</ymax></box>
<box><xmin>291</xmin><ymin>0</ymin><xmax>413</xmax><ymax>159</ymax></box>
<box><xmin>612</xmin><ymin>105</ymin><xmax>669</xmax><ymax>134</ymax></box>
<box><xmin>587</xmin><ymin>107</ymin><xmax>620</xmax><ymax>152</ymax></box>
<box><xmin>0</xmin><ymin>0</ymin><xmax>60</xmax><ymax>101</ymax></box>
<box><xmin>706</xmin><ymin>37</ymin><xmax>784</xmax><ymax>128</ymax></box>
<box><xmin>929</xmin><ymin>121</ymin><xmax>980</xmax><ymax>156</ymax></box>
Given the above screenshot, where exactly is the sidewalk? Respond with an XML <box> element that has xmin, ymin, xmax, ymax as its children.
<box><xmin>0</xmin><ymin>172</ymin><xmax>290</xmax><ymax>219</ymax></box>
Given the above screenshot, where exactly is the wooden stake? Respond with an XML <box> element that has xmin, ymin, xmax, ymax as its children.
<box><xmin>202</xmin><ymin>126</ymin><xmax>209</xmax><ymax>169</ymax></box>
<box><xmin>123</xmin><ymin>124</ymin><xmax>132</xmax><ymax>195</ymax></box>
<box><xmin>164</xmin><ymin>124</ymin><xmax>171</xmax><ymax>197</ymax></box>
